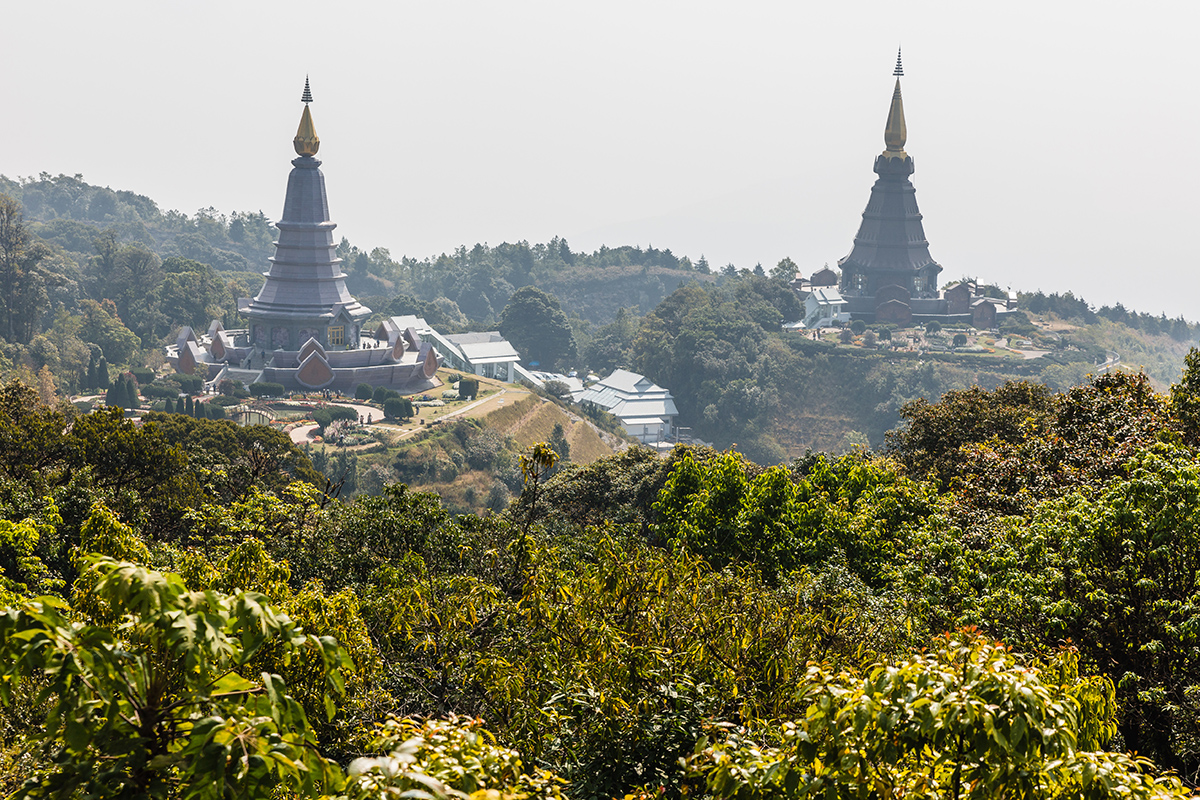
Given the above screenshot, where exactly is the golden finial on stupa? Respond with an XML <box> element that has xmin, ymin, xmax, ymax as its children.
<box><xmin>882</xmin><ymin>48</ymin><xmax>907</xmax><ymax>159</ymax></box>
<box><xmin>294</xmin><ymin>76</ymin><xmax>320</xmax><ymax>157</ymax></box>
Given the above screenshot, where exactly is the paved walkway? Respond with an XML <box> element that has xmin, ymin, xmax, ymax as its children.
<box><xmin>290</xmin><ymin>423</ymin><xmax>318</xmax><ymax>444</ymax></box>
<box><xmin>438</xmin><ymin>388</ymin><xmax>509</xmax><ymax>421</ymax></box>
<box><xmin>276</xmin><ymin>400</ymin><xmax>380</xmax><ymax>420</ymax></box>
<box><xmin>283</xmin><ymin>401</ymin><xmax>381</xmax><ymax>445</ymax></box>
<box><xmin>379</xmin><ymin>389</ymin><xmax>517</xmax><ymax>443</ymax></box>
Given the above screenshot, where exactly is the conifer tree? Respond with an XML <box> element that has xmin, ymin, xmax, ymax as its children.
<box><xmin>96</xmin><ymin>356</ymin><xmax>110</xmax><ymax>389</ymax></box>
<box><xmin>86</xmin><ymin>352</ymin><xmax>97</xmax><ymax>392</ymax></box>
<box><xmin>185</xmin><ymin>395</ymin><xmax>194</xmax><ymax>416</ymax></box>
<box><xmin>549</xmin><ymin>422</ymin><xmax>571</xmax><ymax>465</ymax></box>
<box><xmin>164</xmin><ymin>397</ymin><xmax>174</xmax><ymax>414</ymax></box>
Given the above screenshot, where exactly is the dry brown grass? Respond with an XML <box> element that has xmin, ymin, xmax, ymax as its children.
<box><xmin>485</xmin><ymin>394</ymin><xmax>542</xmax><ymax>433</ymax></box>
<box><xmin>457</xmin><ymin>389</ymin><xmax>534</xmax><ymax>422</ymax></box>
<box><xmin>502</xmin><ymin>401</ymin><xmax>617</xmax><ymax>465</ymax></box>
<box><xmin>509</xmin><ymin>403</ymin><xmax>561</xmax><ymax>447</ymax></box>
<box><xmin>567</xmin><ymin>421</ymin><xmax>612</xmax><ymax>464</ymax></box>
<box><xmin>418</xmin><ymin>470</ymin><xmax>497</xmax><ymax>515</ymax></box>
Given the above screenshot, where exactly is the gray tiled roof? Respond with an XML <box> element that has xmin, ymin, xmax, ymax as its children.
<box><xmin>577</xmin><ymin>369</ymin><xmax>677</xmax><ymax>423</ymax></box>
<box><xmin>242</xmin><ymin>154</ymin><xmax>370</xmax><ymax>324</ymax></box>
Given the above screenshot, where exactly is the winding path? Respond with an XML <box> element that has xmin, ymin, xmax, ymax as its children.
<box><xmin>289</xmin><ymin>423</ymin><xmax>319</xmax><ymax>445</ymax></box>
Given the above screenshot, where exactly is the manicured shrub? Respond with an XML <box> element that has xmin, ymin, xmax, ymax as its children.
<box><xmin>141</xmin><ymin>384</ymin><xmax>179</xmax><ymax>400</ymax></box>
<box><xmin>384</xmin><ymin>397</ymin><xmax>413</xmax><ymax>420</ymax></box>
<box><xmin>250</xmin><ymin>382</ymin><xmax>286</xmax><ymax>398</ymax></box>
<box><xmin>169</xmin><ymin>374</ymin><xmax>203</xmax><ymax>393</ymax></box>
<box><xmin>96</xmin><ymin>357</ymin><xmax>110</xmax><ymax>389</ymax></box>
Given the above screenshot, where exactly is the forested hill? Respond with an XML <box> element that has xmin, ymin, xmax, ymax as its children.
<box><xmin>3</xmin><ymin>363</ymin><xmax>1200</xmax><ymax>796</ymax></box>
<box><xmin>2</xmin><ymin>172</ymin><xmax>1197</xmax><ymax>465</ymax></box>
<box><xmin>0</xmin><ymin>172</ymin><xmax>712</xmax><ymax>332</ymax></box>
<box><xmin>613</xmin><ymin>276</ymin><xmax>1198</xmax><ymax>463</ymax></box>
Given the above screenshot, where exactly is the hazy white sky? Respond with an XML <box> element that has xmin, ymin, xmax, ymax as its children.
<box><xmin>3</xmin><ymin>1</ymin><xmax>1198</xmax><ymax>318</ymax></box>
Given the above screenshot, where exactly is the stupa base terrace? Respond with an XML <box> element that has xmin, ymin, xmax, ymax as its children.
<box><xmin>166</xmin><ymin>321</ymin><xmax>440</xmax><ymax>394</ymax></box>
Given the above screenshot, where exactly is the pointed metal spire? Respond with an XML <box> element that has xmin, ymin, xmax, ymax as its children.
<box><xmin>882</xmin><ymin>51</ymin><xmax>907</xmax><ymax>158</ymax></box>
<box><xmin>294</xmin><ymin>76</ymin><xmax>320</xmax><ymax>156</ymax></box>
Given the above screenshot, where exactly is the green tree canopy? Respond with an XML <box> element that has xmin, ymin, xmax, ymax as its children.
<box><xmin>499</xmin><ymin>286</ymin><xmax>578</xmax><ymax>369</ymax></box>
<box><xmin>0</xmin><ymin>557</ymin><xmax>348</xmax><ymax>799</ymax></box>
<box><xmin>684</xmin><ymin>632</ymin><xmax>1184</xmax><ymax>800</ymax></box>
<box><xmin>78</xmin><ymin>299</ymin><xmax>139</xmax><ymax>365</ymax></box>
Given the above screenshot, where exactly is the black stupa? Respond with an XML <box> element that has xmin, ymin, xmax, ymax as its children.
<box><xmin>838</xmin><ymin>49</ymin><xmax>943</xmax><ymax>298</ymax></box>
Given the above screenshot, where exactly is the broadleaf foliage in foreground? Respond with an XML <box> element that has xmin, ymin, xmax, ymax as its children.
<box><xmin>2</xmin><ymin>360</ymin><xmax>1200</xmax><ymax>796</ymax></box>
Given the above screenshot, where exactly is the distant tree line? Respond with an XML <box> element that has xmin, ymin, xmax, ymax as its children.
<box><xmin>1020</xmin><ymin>290</ymin><xmax>1195</xmax><ymax>341</ymax></box>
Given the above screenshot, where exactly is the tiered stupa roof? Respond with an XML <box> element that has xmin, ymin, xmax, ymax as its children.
<box><xmin>838</xmin><ymin>49</ymin><xmax>943</xmax><ymax>297</ymax></box>
<box><xmin>168</xmin><ymin>79</ymin><xmax>442</xmax><ymax>393</ymax></box>
<box><xmin>240</xmin><ymin>80</ymin><xmax>370</xmax><ymax>327</ymax></box>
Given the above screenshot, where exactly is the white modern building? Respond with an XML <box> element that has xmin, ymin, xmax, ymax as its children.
<box><xmin>577</xmin><ymin>369</ymin><xmax>678</xmax><ymax>445</ymax></box>
<box><xmin>431</xmin><ymin>331</ymin><xmax>522</xmax><ymax>382</ymax></box>
<box><xmin>803</xmin><ymin>286</ymin><xmax>851</xmax><ymax>329</ymax></box>
<box><xmin>374</xmin><ymin>316</ymin><xmax>525</xmax><ymax>383</ymax></box>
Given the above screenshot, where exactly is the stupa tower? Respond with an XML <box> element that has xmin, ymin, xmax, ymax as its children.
<box><xmin>241</xmin><ymin>78</ymin><xmax>371</xmax><ymax>352</ymax></box>
<box><xmin>172</xmin><ymin>79</ymin><xmax>441</xmax><ymax>392</ymax></box>
<box><xmin>838</xmin><ymin>50</ymin><xmax>943</xmax><ymax>298</ymax></box>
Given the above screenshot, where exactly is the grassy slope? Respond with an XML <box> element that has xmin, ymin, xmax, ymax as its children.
<box><xmin>495</xmin><ymin>397</ymin><xmax>619</xmax><ymax>466</ymax></box>
<box><xmin>376</xmin><ymin>392</ymin><xmax>621</xmax><ymax>515</ymax></box>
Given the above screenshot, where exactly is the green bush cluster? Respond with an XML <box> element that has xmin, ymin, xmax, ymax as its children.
<box><xmin>250</xmin><ymin>381</ymin><xmax>286</xmax><ymax>398</ymax></box>
<box><xmin>2</xmin><ymin>357</ymin><xmax>1200</xmax><ymax>798</ymax></box>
